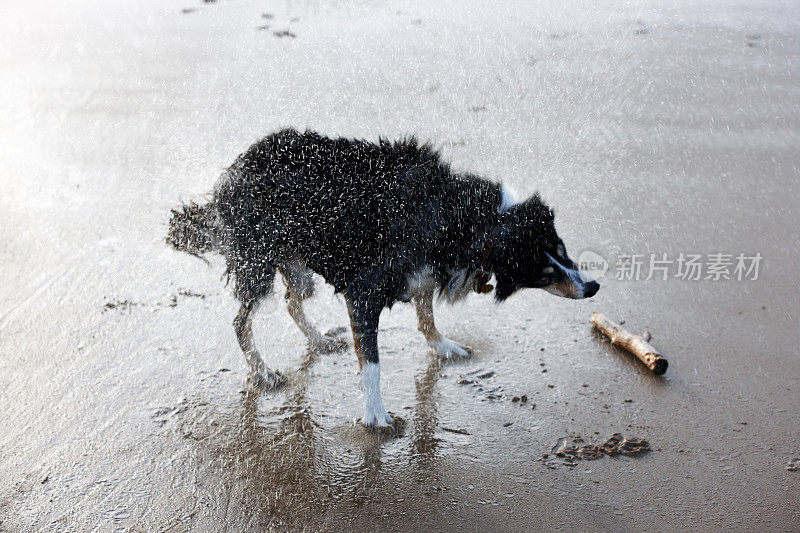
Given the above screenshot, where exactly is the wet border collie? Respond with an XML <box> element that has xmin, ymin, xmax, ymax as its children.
<box><xmin>167</xmin><ymin>129</ymin><xmax>598</xmax><ymax>428</ymax></box>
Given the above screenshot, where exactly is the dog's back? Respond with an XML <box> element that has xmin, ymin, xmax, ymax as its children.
<box><xmin>212</xmin><ymin>129</ymin><xmax>501</xmax><ymax>301</ymax></box>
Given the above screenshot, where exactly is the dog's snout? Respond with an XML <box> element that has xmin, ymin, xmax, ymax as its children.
<box><xmin>582</xmin><ymin>280</ymin><xmax>600</xmax><ymax>298</ymax></box>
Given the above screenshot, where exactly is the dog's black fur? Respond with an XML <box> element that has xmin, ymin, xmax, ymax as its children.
<box><xmin>168</xmin><ymin>129</ymin><xmax>598</xmax><ymax>426</ymax></box>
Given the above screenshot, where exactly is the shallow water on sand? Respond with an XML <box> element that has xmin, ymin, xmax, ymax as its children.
<box><xmin>1</xmin><ymin>0</ymin><xmax>798</xmax><ymax>530</ymax></box>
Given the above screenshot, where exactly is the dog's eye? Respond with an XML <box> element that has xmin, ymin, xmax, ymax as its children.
<box><xmin>542</xmin><ymin>266</ymin><xmax>554</xmax><ymax>274</ymax></box>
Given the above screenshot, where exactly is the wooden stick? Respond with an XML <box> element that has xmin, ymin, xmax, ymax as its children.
<box><xmin>590</xmin><ymin>312</ymin><xmax>668</xmax><ymax>375</ymax></box>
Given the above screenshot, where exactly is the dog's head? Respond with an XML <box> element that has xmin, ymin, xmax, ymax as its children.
<box><xmin>166</xmin><ymin>202</ymin><xmax>216</xmax><ymax>256</ymax></box>
<box><xmin>489</xmin><ymin>194</ymin><xmax>599</xmax><ymax>301</ymax></box>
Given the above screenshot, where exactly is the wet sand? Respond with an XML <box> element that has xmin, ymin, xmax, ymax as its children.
<box><xmin>1</xmin><ymin>0</ymin><xmax>799</xmax><ymax>530</ymax></box>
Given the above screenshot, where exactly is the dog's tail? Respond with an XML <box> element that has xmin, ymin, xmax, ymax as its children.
<box><xmin>166</xmin><ymin>201</ymin><xmax>218</xmax><ymax>264</ymax></box>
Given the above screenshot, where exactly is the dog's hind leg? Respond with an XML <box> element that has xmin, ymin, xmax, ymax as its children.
<box><xmin>413</xmin><ymin>290</ymin><xmax>473</xmax><ymax>358</ymax></box>
<box><xmin>281</xmin><ymin>259</ymin><xmax>348</xmax><ymax>354</ymax></box>
<box><xmin>346</xmin><ymin>296</ymin><xmax>393</xmax><ymax>429</ymax></box>
<box><xmin>234</xmin><ymin>300</ymin><xmax>284</xmax><ymax>389</ymax></box>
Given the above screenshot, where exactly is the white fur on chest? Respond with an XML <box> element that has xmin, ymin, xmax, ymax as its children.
<box><xmin>402</xmin><ymin>266</ymin><xmax>438</xmax><ymax>299</ymax></box>
<box><xmin>402</xmin><ymin>265</ymin><xmax>476</xmax><ymax>303</ymax></box>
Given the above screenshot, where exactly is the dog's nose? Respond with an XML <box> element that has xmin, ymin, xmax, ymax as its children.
<box><xmin>582</xmin><ymin>280</ymin><xmax>600</xmax><ymax>298</ymax></box>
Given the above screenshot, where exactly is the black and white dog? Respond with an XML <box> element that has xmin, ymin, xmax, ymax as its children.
<box><xmin>167</xmin><ymin>129</ymin><xmax>598</xmax><ymax>428</ymax></box>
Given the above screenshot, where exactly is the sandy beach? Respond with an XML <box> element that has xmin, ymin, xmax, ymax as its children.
<box><xmin>1</xmin><ymin>0</ymin><xmax>798</xmax><ymax>530</ymax></box>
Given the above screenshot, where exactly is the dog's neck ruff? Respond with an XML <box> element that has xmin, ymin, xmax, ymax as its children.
<box><xmin>480</xmin><ymin>235</ymin><xmax>494</xmax><ymax>273</ymax></box>
<box><xmin>478</xmin><ymin>185</ymin><xmax>517</xmax><ymax>274</ymax></box>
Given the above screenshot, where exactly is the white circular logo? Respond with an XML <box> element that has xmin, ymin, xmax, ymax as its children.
<box><xmin>577</xmin><ymin>250</ymin><xmax>608</xmax><ymax>282</ymax></box>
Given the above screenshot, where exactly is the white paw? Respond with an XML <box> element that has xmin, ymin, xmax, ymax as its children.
<box><xmin>362</xmin><ymin>402</ymin><xmax>393</xmax><ymax>429</ymax></box>
<box><xmin>360</xmin><ymin>362</ymin><xmax>392</xmax><ymax>429</ymax></box>
<box><xmin>429</xmin><ymin>337</ymin><xmax>473</xmax><ymax>359</ymax></box>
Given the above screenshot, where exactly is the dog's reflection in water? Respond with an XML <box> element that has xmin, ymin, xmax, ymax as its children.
<box><xmin>192</xmin><ymin>349</ymin><xmax>443</xmax><ymax>527</ymax></box>
<box><xmin>410</xmin><ymin>354</ymin><xmax>443</xmax><ymax>466</ymax></box>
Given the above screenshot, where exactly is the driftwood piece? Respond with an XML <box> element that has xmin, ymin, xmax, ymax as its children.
<box><xmin>590</xmin><ymin>312</ymin><xmax>668</xmax><ymax>375</ymax></box>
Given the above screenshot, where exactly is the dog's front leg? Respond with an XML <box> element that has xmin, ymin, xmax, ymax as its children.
<box><xmin>413</xmin><ymin>290</ymin><xmax>473</xmax><ymax>358</ymax></box>
<box><xmin>346</xmin><ymin>296</ymin><xmax>392</xmax><ymax>429</ymax></box>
